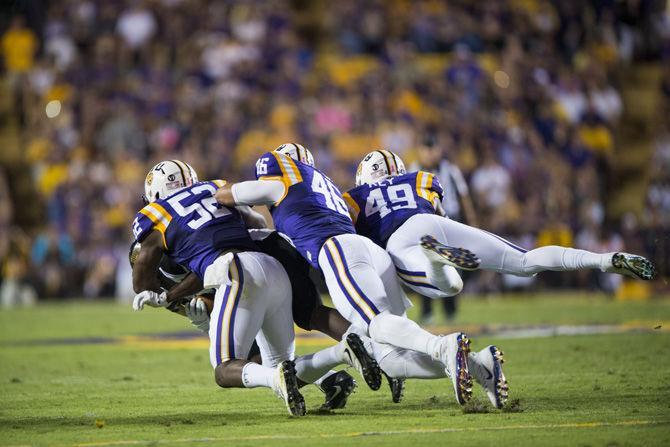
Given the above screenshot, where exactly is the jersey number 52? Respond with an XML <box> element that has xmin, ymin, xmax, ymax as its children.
<box><xmin>167</xmin><ymin>184</ymin><xmax>230</xmax><ymax>230</ymax></box>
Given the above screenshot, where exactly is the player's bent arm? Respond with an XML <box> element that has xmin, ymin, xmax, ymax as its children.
<box><xmin>236</xmin><ymin>205</ymin><xmax>267</xmax><ymax>229</ymax></box>
<box><xmin>132</xmin><ymin>230</ymin><xmax>164</xmax><ymax>293</ymax></box>
<box><xmin>166</xmin><ymin>272</ymin><xmax>203</xmax><ymax>304</ymax></box>
<box><xmin>215</xmin><ymin>180</ymin><xmax>285</xmax><ymax>207</ymax></box>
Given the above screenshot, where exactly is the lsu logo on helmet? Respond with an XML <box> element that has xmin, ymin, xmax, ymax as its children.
<box><xmin>356</xmin><ymin>150</ymin><xmax>406</xmax><ymax>186</ymax></box>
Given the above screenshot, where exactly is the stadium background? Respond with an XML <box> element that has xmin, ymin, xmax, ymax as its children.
<box><xmin>0</xmin><ymin>0</ymin><xmax>669</xmax><ymax>307</ymax></box>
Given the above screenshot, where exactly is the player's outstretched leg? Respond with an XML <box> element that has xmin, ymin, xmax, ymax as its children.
<box><xmin>467</xmin><ymin>345</ymin><xmax>508</xmax><ymax>409</ymax></box>
<box><xmin>419</xmin><ymin>214</ymin><xmax>656</xmax><ymax>280</ymax></box>
<box><xmin>291</xmin><ymin>335</ymin><xmax>382</xmax><ymax>391</ymax></box>
<box><xmin>366</xmin><ymin>337</ymin><xmax>475</xmax><ymax>405</ymax></box>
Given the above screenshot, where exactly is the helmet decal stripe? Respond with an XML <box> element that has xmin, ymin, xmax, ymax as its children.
<box><xmin>170</xmin><ymin>160</ymin><xmax>186</xmax><ymax>185</ymax></box>
<box><xmin>380</xmin><ymin>150</ymin><xmax>398</xmax><ymax>174</ymax></box>
<box><xmin>375</xmin><ymin>150</ymin><xmax>392</xmax><ymax>174</ymax></box>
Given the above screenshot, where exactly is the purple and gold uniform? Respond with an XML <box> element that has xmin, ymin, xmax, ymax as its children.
<box><xmin>132</xmin><ymin>180</ymin><xmax>257</xmax><ymax>279</ymax></box>
<box><xmin>255</xmin><ymin>151</ymin><xmax>355</xmax><ymax>267</ymax></box>
<box><xmin>343</xmin><ymin>171</ymin><xmax>443</xmax><ymax>247</ymax></box>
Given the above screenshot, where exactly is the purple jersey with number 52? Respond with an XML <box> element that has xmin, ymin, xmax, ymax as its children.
<box><xmin>255</xmin><ymin>152</ymin><xmax>355</xmax><ymax>267</ymax></box>
<box><xmin>343</xmin><ymin>171</ymin><xmax>443</xmax><ymax>247</ymax></box>
<box><xmin>131</xmin><ymin>180</ymin><xmax>257</xmax><ymax>279</ymax></box>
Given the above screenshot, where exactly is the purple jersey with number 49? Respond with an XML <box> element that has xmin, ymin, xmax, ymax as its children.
<box><xmin>131</xmin><ymin>180</ymin><xmax>257</xmax><ymax>279</ymax></box>
<box><xmin>343</xmin><ymin>171</ymin><xmax>443</xmax><ymax>247</ymax></box>
<box><xmin>255</xmin><ymin>152</ymin><xmax>355</xmax><ymax>267</ymax></box>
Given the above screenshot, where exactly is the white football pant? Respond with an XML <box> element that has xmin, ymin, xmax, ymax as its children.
<box><xmin>207</xmin><ymin>251</ymin><xmax>295</xmax><ymax>369</ymax></box>
<box><xmin>318</xmin><ymin>233</ymin><xmax>447</xmax><ymax>364</ymax></box>
<box><xmin>386</xmin><ymin>214</ymin><xmax>612</xmax><ymax>298</ymax></box>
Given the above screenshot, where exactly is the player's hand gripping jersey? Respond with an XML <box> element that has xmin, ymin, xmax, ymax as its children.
<box><xmin>255</xmin><ymin>152</ymin><xmax>355</xmax><ymax>266</ymax></box>
<box><xmin>344</xmin><ymin>171</ymin><xmax>444</xmax><ymax>247</ymax></box>
<box><xmin>132</xmin><ymin>180</ymin><xmax>257</xmax><ymax>279</ymax></box>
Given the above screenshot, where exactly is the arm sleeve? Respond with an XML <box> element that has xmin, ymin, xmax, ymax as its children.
<box><xmin>255</xmin><ymin>152</ymin><xmax>303</xmax><ymax>186</ymax></box>
<box><xmin>231</xmin><ymin>180</ymin><xmax>286</xmax><ymax>206</ymax></box>
<box><xmin>430</xmin><ymin>174</ymin><xmax>445</xmax><ymax>201</ymax></box>
<box><xmin>416</xmin><ymin>171</ymin><xmax>443</xmax><ymax>206</ymax></box>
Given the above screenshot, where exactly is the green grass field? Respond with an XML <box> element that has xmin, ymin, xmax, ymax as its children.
<box><xmin>1</xmin><ymin>293</ymin><xmax>669</xmax><ymax>447</ymax></box>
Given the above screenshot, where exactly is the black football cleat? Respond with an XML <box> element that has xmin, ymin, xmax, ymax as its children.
<box><xmin>343</xmin><ymin>333</ymin><xmax>383</xmax><ymax>391</ymax></box>
<box><xmin>384</xmin><ymin>372</ymin><xmax>405</xmax><ymax>404</ymax></box>
<box><xmin>318</xmin><ymin>370</ymin><xmax>357</xmax><ymax>411</ymax></box>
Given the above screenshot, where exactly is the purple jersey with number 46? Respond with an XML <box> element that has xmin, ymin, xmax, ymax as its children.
<box><xmin>131</xmin><ymin>180</ymin><xmax>257</xmax><ymax>279</ymax></box>
<box><xmin>343</xmin><ymin>171</ymin><xmax>443</xmax><ymax>247</ymax></box>
<box><xmin>255</xmin><ymin>152</ymin><xmax>355</xmax><ymax>267</ymax></box>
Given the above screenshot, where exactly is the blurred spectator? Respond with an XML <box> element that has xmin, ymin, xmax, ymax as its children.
<box><xmin>1</xmin><ymin>0</ymin><xmax>664</xmax><ymax>301</ymax></box>
<box><xmin>31</xmin><ymin>227</ymin><xmax>76</xmax><ymax>298</ymax></box>
<box><xmin>116</xmin><ymin>4</ymin><xmax>156</xmax><ymax>51</ymax></box>
<box><xmin>1</xmin><ymin>16</ymin><xmax>37</xmax><ymax>75</ymax></box>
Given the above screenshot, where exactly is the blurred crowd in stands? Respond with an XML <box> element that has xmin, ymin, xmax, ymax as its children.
<box><xmin>0</xmin><ymin>0</ymin><xmax>668</xmax><ymax>306</ymax></box>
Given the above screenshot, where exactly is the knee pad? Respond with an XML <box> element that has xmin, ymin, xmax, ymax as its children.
<box><xmin>442</xmin><ymin>274</ymin><xmax>463</xmax><ymax>296</ymax></box>
<box><xmin>368</xmin><ymin>312</ymin><xmax>393</xmax><ymax>343</ymax></box>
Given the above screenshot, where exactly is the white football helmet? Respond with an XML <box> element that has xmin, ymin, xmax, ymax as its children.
<box><xmin>274</xmin><ymin>143</ymin><xmax>314</xmax><ymax>166</ymax></box>
<box><xmin>144</xmin><ymin>160</ymin><xmax>198</xmax><ymax>203</ymax></box>
<box><xmin>355</xmin><ymin>150</ymin><xmax>406</xmax><ymax>186</ymax></box>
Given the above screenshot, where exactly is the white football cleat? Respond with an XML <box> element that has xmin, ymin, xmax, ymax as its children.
<box><xmin>438</xmin><ymin>332</ymin><xmax>473</xmax><ymax>405</ymax></box>
<box><xmin>607</xmin><ymin>253</ymin><xmax>656</xmax><ymax>280</ymax></box>
<box><xmin>272</xmin><ymin>360</ymin><xmax>306</xmax><ymax>417</ymax></box>
<box><xmin>468</xmin><ymin>345</ymin><xmax>508</xmax><ymax>409</ymax></box>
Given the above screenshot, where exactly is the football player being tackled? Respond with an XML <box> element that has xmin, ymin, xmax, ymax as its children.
<box><xmin>129</xmin><ymin>235</ymin><xmax>357</xmax><ymax>412</ymax></box>
<box><xmin>215</xmin><ymin>144</ymin><xmax>479</xmax><ymax>407</ymax></box>
<box><xmin>130</xmin><ymin>161</ymin><xmax>382</xmax><ymax>416</ymax></box>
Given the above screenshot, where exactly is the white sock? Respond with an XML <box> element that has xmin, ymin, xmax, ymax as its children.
<box><xmin>379</xmin><ymin>348</ymin><xmax>447</xmax><ymax>379</ymax></box>
<box><xmin>294</xmin><ymin>344</ymin><xmax>343</xmax><ymax>383</ymax></box>
<box><xmin>523</xmin><ymin>246</ymin><xmax>612</xmax><ymax>275</ymax></box>
<box><xmin>241</xmin><ymin>362</ymin><xmax>275</xmax><ymax>388</ymax></box>
<box><xmin>369</xmin><ymin>312</ymin><xmax>442</xmax><ymax>359</ymax></box>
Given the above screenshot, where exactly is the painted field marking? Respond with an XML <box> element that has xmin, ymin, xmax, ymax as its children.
<box><xmin>44</xmin><ymin>419</ymin><xmax>667</xmax><ymax>447</ymax></box>
<box><xmin>4</xmin><ymin>322</ymin><xmax>669</xmax><ymax>351</ymax></box>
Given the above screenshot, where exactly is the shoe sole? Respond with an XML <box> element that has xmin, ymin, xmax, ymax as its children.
<box><xmin>488</xmin><ymin>345</ymin><xmax>509</xmax><ymax>409</ymax></box>
<box><xmin>420</xmin><ymin>235</ymin><xmax>481</xmax><ymax>271</ymax></box>
<box><xmin>454</xmin><ymin>334</ymin><xmax>473</xmax><ymax>405</ymax></box>
<box><xmin>345</xmin><ymin>333</ymin><xmax>382</xmax><ymax>391</ymax></box>
<box><xmin>279</xmin><ymin>360</ymin><xmax>306</xmax><ymax>417</ymax></box>
<box><xmin>612</xmin><ymin>253</ymin><xmax>656</xmax><ymax>280</ymax></box>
